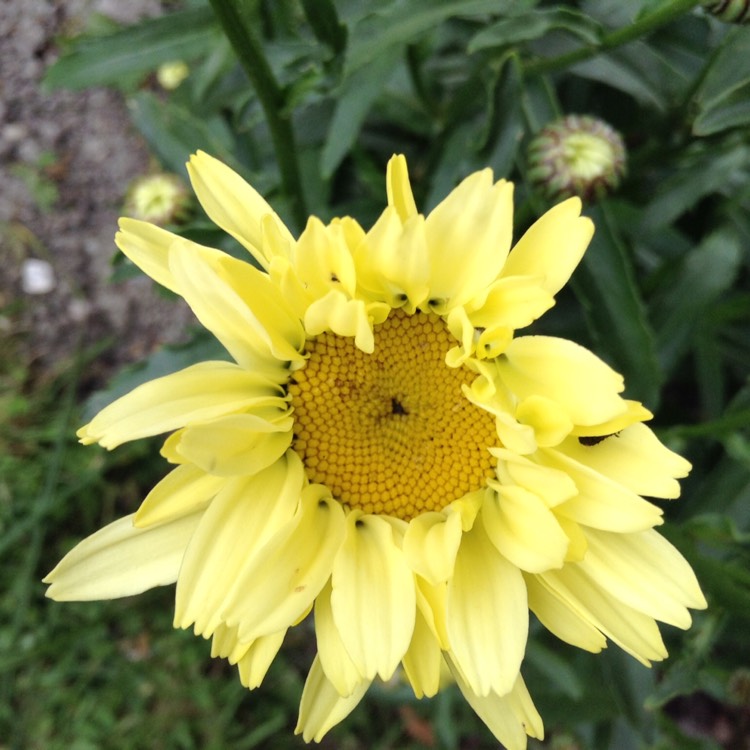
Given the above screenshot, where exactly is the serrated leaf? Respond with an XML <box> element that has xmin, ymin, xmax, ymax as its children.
<box><xmin>344</xmin><ymin>0</ymin><xmax>524</xmax><ymax>75</ymax></box>
<box><xmin>572</xmin><ymin>203</ymin><xmax>662</xmax><ymax>407</ymax></box>
<box><xmin>468</xmin><ymin>8</ymin><xmax>602</xmax><ymax>53</ymax></box>
<box><xmin>43</xmin><ymin>7</ymin><xmax>219</xmax><ymax>91</ymax></box>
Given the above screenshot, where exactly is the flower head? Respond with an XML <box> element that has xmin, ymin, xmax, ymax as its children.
<box><xmin>156</xmin><ymin>60</ymin><xmax>190</xmax><ymax>89</ymax></box>
<box><xmin>124</xmin><ymin>172</ymin><xmax>191</xmax><ymax>226</ymax></box>
<box><xmin>528</xmin><ymin>115</ymin><xmax>627</xmax><ymax>203</ymax></box>
<box><xmin>45</xmin><ymin>152</ymin><xmax>705</xmax><ymax>749</ymax></box>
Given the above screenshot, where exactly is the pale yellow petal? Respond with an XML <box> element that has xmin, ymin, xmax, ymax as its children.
<box><xmin>572</xmin><ymin>399</ymin><xmax>653</xmax><ymax>438</ymax></box>
<box><xmin>559</xmin><ymin>423</ymin><xmax>691</xmax><ymax>499</ymax></box>
<box><xmin>314</xmin><ymin>579</ymin><xmax>363</xmax><ymax>697</ymax></box>
<box><xmin>174</xmin><ymin>453</ymin><xmax>304</xmax><ymax>635</ymax></box>
<box><xmin>466</xmin><ymin>275</ymin><xmax>555</xmax><ymax>331</ymax></box>
<box><xmin>237</xmin><ymin>630</ymin><xmax>287</xmax><ymax>689</ymax></box>
<box><xmin>295</xmin><ymin>655</ymin><xmax>370</xmax><ymax>742</ymax></box>
<box><xmin>537</xmin><ymin>566</ymin><xmax>668</xmax><ymax>664</ymax></box>
<box><xmin>134</xmin><ymin>463</ymin><xmax>226</xmax><ymax>528</ymax></box>
<box><xmin>482</xmin><ymin>485</ymin><xmax>569</xmax><ymax>573</ymax></box>
<box><xmin>501</xmin><ymin>197</ymin><xmax>594</xmax><ymax>296</ymax></box>
<box><xmin>424</xmin><ymin>171</ymin><xmax>514</xmax><ymax>310</ymax></box>
<box><xmin>223</xmin><ymin>485</ymin><xmax>346</xmax><ymax>641</ymax></box>
<box><xmin>331</xmin><ymin>512</ymin><xmax>417</xmax><ymax>681</ymax></box>
<box><xmin>187</xmin><ymin>150</ymin><xmax>294</xmax><ymax>270</ymax></box>
<box><xmin>402</xmin><ymin>607</ymin><xmax>443</xmax><ymax>699</ymax></box>
<box><xmin>303</xmin><ymin>289</ymin><xmax>381</xmax><ymax>353</ymax></box>
<box><xmin>497</xmin><ymin>336</ymin><xmax>626</xmax><ymax>426</ymax></box>
<box><xmin>172</xmin><ymin>411</ymin><xmax>292</xmax><ymax>477</ymax></box>
<box><xmin>525</xmin><ymin>574</ymin><xmax>606</xmax><ymax>653</ymax></box>
<box><xmin>579</xmin><ymin>528</ymin><xmax>706</xmax><ymax>627</ymax></box>
<box><xmin>491</xmin><ymin>448</ymin><xmax>577</xmax><ymax>508</ymax></box>
<box><xmin>169</xmin><ymin>240</ymin><xmax>304</xmax><ymax>367</ymax></box>
<box><xmin>447</xmin><ymin>657</ymin><xmax>543</xmax><ymax>750</ymax></box>
<box><xmin>415</xmin><ymin>577</ymin><xmax>450</xmax><ymax>650</ymax></box>
<box><xmin>115</xmin><ymin>218</ymin><xmax>180</xmax><ymax>294</ymax></box>
<box><xmin>79</xmin><ymin>361</ymin><xmax>276</xmax><ymax>449</ymax></box>
<box><xmin>386</xmin><ymin>153</ymin><xmax>418</xmax><ymax>222</ymax></box>
<box><xmin>515</xmin><ymin>395</ymin><xmax>574</xmax><ymax>447</ymax></box>
<box><xmin>294</xmin><ymin>216</ymin><xmax>357</xmax><ymax>298</ymax></box>
<box><xmin>44</xmin><ymin>512</ymin><xmax>200</xmax><ymax>601</ymax></box>
<box><xmin>355</xmin><ymin>209</ymin><xmax>430</xmax><ymax>312</ymax></box>
<box><xmin>446</xmin><ymin>520</ymin><xmax>527</xmax><ymax>697</ymax></box>
<box><xmin>402</xmin><ymin>510</ymin><xmax>462</xmax><ymax>584</ymax></box>
<box><xmin>539</xmin><ymin>447</ymin><xmax>664</xmax><ymax>532</ymax></box>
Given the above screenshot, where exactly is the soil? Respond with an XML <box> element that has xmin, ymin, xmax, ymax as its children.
<box><xmin>0</xmin><ymin>0</ymin><xmax>192</xmax><ymax>384</ymax></box>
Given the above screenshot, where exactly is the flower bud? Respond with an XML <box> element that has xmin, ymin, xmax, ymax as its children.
<box><xmin>527</xmin><ymin>115</ymin><xmax>626</xmax><ymax>202</ymax></box>
<box><xmin>156</xmin><ymin>60</ymin><xmax>190</xmax><ymax>90</ymax></box>
<box><xmin>124</xmin><ymin>173</ymin><xmax>191</xmax><ymax>226</ymax></box>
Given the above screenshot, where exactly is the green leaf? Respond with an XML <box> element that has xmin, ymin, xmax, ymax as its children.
<box><xmin>572</xmin><ymin>203</ymin><xmax>662</xmax><ymax>407</ymax></box>
<box><xmin>468</xmin><ymin>8</ymin><xmax>602</xmax><ymax>53</ymax></box>
<box><xmin>321</xmin><ymin>53</ymin><xmax>400</xmax><ymax>177</ymax></box>
<box><xmin>43</xmin><ymin>7</ymin><xmax>219</xmax><ymax>91</ymax></box>
<box><xmin>344</xmin><ymin>0</ymin><xmax>522</xmax><ymax>75</ymax></box>
<box><xmin>526</xmin><ymin>640</ymin><xmax>584</xmax><ymax>699</ymax></box>
<box><xmin>693</xmin><ymin>81</ymin><xmax>750</xmax><ymax>136</ymax></box>
<box><xmin>300</xmin><ymin>0</ymin><xmax>347</xmax><ymax>54</ymax></box>
<box><xmin>694</xmin><ymin>27</ymin><xmax>750</xmax><ymax>112</ymax></box>
<box><xmin>128</xmin><ymin>91</ymin><xmax>236</xmax><ymax>176</ymax></box>
<box><xmin>650</xmin><ymin>228</ymin><xmax>743</xmax><ymax>375</ymax></box>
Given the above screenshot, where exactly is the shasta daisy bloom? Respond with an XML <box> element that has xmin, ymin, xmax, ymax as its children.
<box><xmin>45</xmin><ymin>152</ymin><xmax>706</xmax><ymax>749</ymax></box>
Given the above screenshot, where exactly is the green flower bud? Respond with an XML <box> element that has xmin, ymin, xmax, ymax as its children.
<box><xmin>702</xmin><ymin>0</ymin><xmax>750</xmax><ymax>23</ymax></box>
<box><xmin>124</xmin><ymin>173</ymin><xmax>192</xmax><ymax>226</ymax></box>
<box><xmin>527</xmin><ymin>114</ymin><xmax>626</xmax><ymax>203</ymax></box>
<box><xmin>156</xmin><ymin>60</ymin><xmax>190</xmax><ymax>90</ymax></box>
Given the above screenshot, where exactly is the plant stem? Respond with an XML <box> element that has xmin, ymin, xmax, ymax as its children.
<box><xmin>524</xmin><ymin>0</ymin><xmax>701</xmax><ymax>76</ymax></box>
<box><xmin>208</xmin><ymin>0</ymin><xmax>307</xmax><ymax>229</ymax></box>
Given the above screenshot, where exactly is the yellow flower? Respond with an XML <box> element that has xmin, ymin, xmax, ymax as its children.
<box><xmin>45</xmin><ymin>152</ymin><xmax>706</xmax><ymax>749</ymax></box>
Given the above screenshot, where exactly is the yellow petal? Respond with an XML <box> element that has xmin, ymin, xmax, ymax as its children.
<box><xmin>516</xmin><ymin>394</ymin><xmax>574</xmax><ymax>447</ymax></box>
<box><xmin>303</xmin><ymin>289</ymin><xmax>380</xmax><ymax>353</ymax></box>
<box><xmin>356</xmin><ymin>209</ymin><xmax>430</xmax><ymax>312</ymax></box>
<box><xmin>402</xmin><ymin>510</ymin><xmax>462</xmax><ymax>584</ymax></box>
<box><xmin>134</xmin><ymin>463</ymin><xmax>226</xmax><ymax>528</ymax></box>
<box><xmin>174</xmin><ymin>454</ymin><xmax>304</xmax><ymax>634</ymax></box>
<box><xmin>447</xmin><ymin>657</ymin><xmax>544</xmax><ymax>749</ymax></box>
<box><xmin>446</xmin><ymin>520</ymin><xmax>527</xmax><ymax>697</ymax></box>
<box><xmin>424</xmin><ymin>171</ymin><xmax>514</xmax><ymax>310</ymax></box>
<box><xmin>539</xmin><ymin>447</ymin><xmax>664</xmax><ymax>532</ymax></box>
<box><xmin>572</xmin><ymin>399</ymin><xmax>653</xmax><ymax>438</ymax></box>
<box><xmin>415</xmin><ymin>576</ymin><xmax>450</xmax><ymax>650</ymax></box>
<box><xmin>402</xmin><ymin>607</ymin><xmax>443</xmax><ymax>698</ymax></box>
<box><xmin>491</xmin><ymin>448</ymin><xmax>577</xmax><ymax>508</ymax></box>
<box><xmin>187</xmin><ymin>150</ymin><xmax>294</xmax><ymax>270</ymax></box>
<box><xmin>482</xmin><ymin>485</ymin><xmax>569</xmax><ymax>573</ymax></box>
<box><xmin>44</xmin><ymin>512</ymin><xmax>200</xmax><ymax>601</ymax></box>
<box><xmin>294</xmin><ymin>216</ymin><xmax>357</xmax><ymax>298</ymax></box>
<box><xmin>386</xmin><ymin>153</ymin><xmax>418</xmax><ymax>222</ymax></box>
<box><xmin>237</xmin><ymin>630</ymin><xmax>287</xmax><ymax>689</ymax></box>
<box><xmin>466</xmin><ymin>275</ymin><xmax>555</xmax><ymax>331</ymax></box>
<box><xmin>579</xmin><ymin>528</ymin><xmax>706</xmax><ymax>627</ymax></box>
<box><xmin>559</xmin><ymin>423</ymin><xmax>691</xmax><ymax>499</ymax></box>
<box><xmin>537</xmin><ymin>566</ymin><xmax>668</xmax><ymax>665</ymax></box>
<box><xmin>115</xmin><ymin>218</ymin><xmax>180</xmax><ymax>294</ymax></box>
<box><xmin>170</xmin><ymin>240</ymin><xmax>304</xmax><ymax>367</ymax></box>
<box><xmin>79</xmin><ymin>361</ymin><xmax>275</xmax><ymax>449</ymax></box>
<box><xmin>172</xmin><ymin>411</ymin><xmax>292</xmax><ymax>476</ymax></box>
<box><xmin>295</xmin><ymin>655</ymin><xmax>370</xmax><ymax>742</ymax></box>
<box><xmin>331</xmin><ymin>512</ymin><xmax>417</xmax><ymax>681</ymax></box>
<box><xmin>223</xmin><ymin>485</ymin><xmax>346</xmax><ymax>641</ymax></box>
<box><xmin>501</xmin><ymin>197</ymin><xmax>594</xmax><ymax>296</ymax></box>
<box><xmin>525</xmin><ymin>574</ymin><xmax>606</xmax><ymax>653</ymax></box>
<box><xmin>497</xmin><ymin>336</ymin><xmax>626</xmax><ymax>426</ymax></box>
<box><xmin>314</xmin><ymin>579</ymin><xmax>363</xmax><ymax>697</ymax></box>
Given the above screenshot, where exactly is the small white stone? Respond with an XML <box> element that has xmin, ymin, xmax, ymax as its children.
<box><xmin>21</xmin><ymin>258</ymin><xmax>56</xmax><ymax>294</ymax></box>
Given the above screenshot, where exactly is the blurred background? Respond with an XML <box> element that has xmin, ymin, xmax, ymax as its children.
<box><xmin>2</xmin><ymin>1</ymin><xmax>750</xmax><ymax>748</ymax></box>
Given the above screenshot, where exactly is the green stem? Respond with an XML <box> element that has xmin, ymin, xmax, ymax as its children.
<box><xmin>524</xmin><ymin>0</ymin><xmax>701</xmax><ymax>76</ymax></box>
<box><xmin>208</xmin><ymin>0</ymin><xmax>307</xmax><ymax>229</ymax></box>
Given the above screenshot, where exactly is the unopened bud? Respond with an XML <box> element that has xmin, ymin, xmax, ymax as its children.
<box><xmin>527</xmin><ymin>114</ymin><xmax>626</xmax><ymax>203</ymax></box>
<box><xmin>124</xmin><ymin>173</ymin><xmax>191</xmax><ymax>226</ymax></box>
<box><xmin>156</xmin><ymin>61</ymin><xmax>190</xmax><ymax>90</ymax></box>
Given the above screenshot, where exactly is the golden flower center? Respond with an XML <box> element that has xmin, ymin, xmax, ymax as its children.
<box><xmin>289</xmin><ymin>309</ymin><xmax>498</xmax><ymax>521</ymax></box>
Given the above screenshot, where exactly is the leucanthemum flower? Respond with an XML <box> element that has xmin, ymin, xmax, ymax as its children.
<box><xmin>45</xmin><ymin>152</ymin><xmax>706</xmax><ymax>749</ymax></box>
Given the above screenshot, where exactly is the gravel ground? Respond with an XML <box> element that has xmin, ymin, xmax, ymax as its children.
<box><xmin>0</xmin><ymin>0</ymin><xmax>192</xmax><ymax>381</ymax></box>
